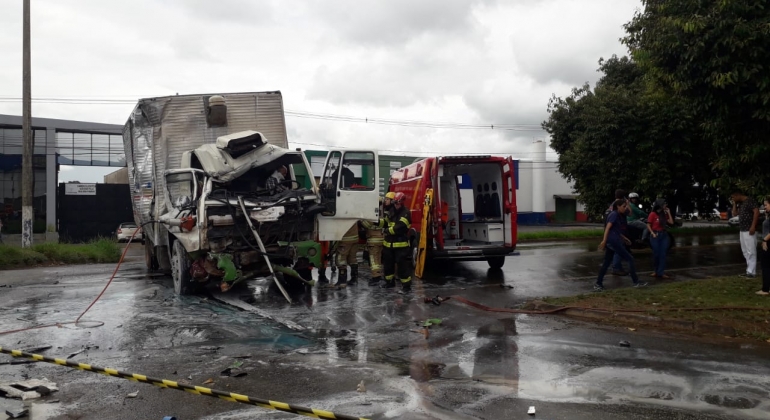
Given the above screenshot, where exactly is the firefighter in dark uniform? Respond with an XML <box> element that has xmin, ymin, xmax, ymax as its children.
<box><xmin>378</xmin><ymin>192</ymin><xmax>413</xmax><ymax>291</ymax></box>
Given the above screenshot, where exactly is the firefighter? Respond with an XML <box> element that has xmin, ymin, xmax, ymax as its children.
<box><xmin>335</xmin><ymin>221</ymin><xmax>360</xmax><ymax>286</ymax></box>
<box><xmin>379</xmin><ymin>192</ymin><xmax>413</xmax><ymax>291</ymax></box>
<box><xmin>362</xmin><ymin>197</ymin><xmax>386</xmax><ymax>286</ymax></box>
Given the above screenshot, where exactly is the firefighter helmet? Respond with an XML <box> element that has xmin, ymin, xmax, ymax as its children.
<box><xmin>393</xmin><ymin>192</ymin><xmax>406</xmax><ymax>204</ymax></box>
<box><xmin>385</xmin><ymin>192</ymin><xmax>396</xmax><ymax>200</ymax></box>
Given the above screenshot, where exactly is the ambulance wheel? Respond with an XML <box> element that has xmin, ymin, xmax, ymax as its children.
<box><xmin>487</xmin><ymin>257</ymin><xmax>505</xmax><ymax>269</ymax></box>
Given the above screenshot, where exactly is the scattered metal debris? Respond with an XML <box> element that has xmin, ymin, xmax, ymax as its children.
<box><xmin>5</xmin><ymin>408</ymin><xmax>28</xmax><ymax>419</ymax></box>
<box><xmin>619</xmin><ymin>340</ymin><xmax>631</xmax><ymax>348</ymax></box>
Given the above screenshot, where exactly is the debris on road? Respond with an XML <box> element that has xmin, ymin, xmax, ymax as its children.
<box><xmin>127</xmin><ymin>391</ymin><xmax>139</xmax><ymax>398</ymax></box>
<box><xmin>619</xmin><ymin>340</ymin><xmax>631</xmax><ymax>347</ymax></box>
<box><xmin>357</xmin><ymin>380</ymin><xmax>366</xmax><ymax>393</ymax></box>
<box><xmin>66</xmin><ymin>349</ymin><xmax>86</xmax><ymax>359</ymax></box>
<box><xmin>5</xmin><ymin>408</ymin><xmax>29</xmax><ymax>419</ymax></box>
<box><xmin>423</xmin><ymin>296</ymin><xmax>451</xmax><ymax>306</ymax></box>
<box><xmin>628</xmin><ymin>328</ymin><xmax>637</xmax><ymax>332</ymax></box>
<box><xmin>23</xmin><ymin>345</ymin><xmax>52</xmax><ymax>354</ymax></box>
<box><xmin>203</xmin><ymin>379</ymin><xmax>214</xmax><ymax>385</ymax></box>
<box><xmin>421</xmin><ymin>318</ymin><xmax>442</xmax><ymax>327</ymax></box>
<box><xmin>0</xmin><ymin>379</ymin><xmax>59</xmax><ymax>400</ymax></box>
<box><xmin>528</xmin><ymin>406</ymin><xmax>536</xmax><ymax>415</ymax></box>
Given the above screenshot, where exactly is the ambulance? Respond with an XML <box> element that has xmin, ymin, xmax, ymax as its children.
<box><xmin>388</xmin><ymin>155</ymin><xmax>518</xmax><ymax>269</ymax></box>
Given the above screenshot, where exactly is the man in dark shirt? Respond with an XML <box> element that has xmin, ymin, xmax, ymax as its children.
<box><xmin>731</xmin><ymin>190</ymin><xmax>760</xmax><ymax>277</ymax></box>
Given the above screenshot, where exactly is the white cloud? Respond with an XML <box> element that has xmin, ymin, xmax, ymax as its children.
<box><xmin>0</xmin><ymin>0</ymin><xmax>641</xmax><ymax>182</ymax></box>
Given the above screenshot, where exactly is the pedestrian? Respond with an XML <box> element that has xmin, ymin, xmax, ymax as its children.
<box><xmin>647</xmin><ymin>199</ymin><xmax>674</xmax><ymax>279</ymax></box>
<box><xmin>594</xmin><ymin>199</ymin><xmax>647</xmax><ymax>291</ymax></box>
<box><xmin>757</xmin><ymin>197</ymin><xmax>770</xmax><ymax>296</ymax></box>
<box><xmin>731</xmin><ymin>190</ymin><xmax>760</xmax><ymax>277</ymax></box>
<box><xmin>379</xmin><ymin>192</ymin><xmax>412</xmax><ymax>291</ymax></box>
<box><xmin>627</xmin><ymin>192</ymin><xmax>650</xmax><ymax>242</ymax></box>
<box><xmin>607</xmin><ymin>189</ymin><xmax>631</xmax><ymax>276</ymax></box>
<box><xmin>0</xmin><ymin>217</ymin><xmax>4</xmax><ymax>244</ymax></box>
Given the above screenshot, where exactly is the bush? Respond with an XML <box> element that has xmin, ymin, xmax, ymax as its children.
<box><xmin>0</xmin><ymin>238</ymin><xmax>121</xmax><ymax>269</ymax></box>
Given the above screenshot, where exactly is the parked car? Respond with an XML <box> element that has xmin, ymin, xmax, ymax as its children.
<box><xmin>115</xmin><ymin>222</ymin><xmax>142</xmax><ymax>243</ymax></box>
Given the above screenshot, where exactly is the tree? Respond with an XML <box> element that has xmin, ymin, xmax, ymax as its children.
<box><xmin>543</xmin><ymin>55</ymin><xmax>714</xmax><ymax>218</ymax></box>
<box><xmin>623</xmin><ymin>0</ymin><xmax>770</xmax><ymax>193</ymax></box>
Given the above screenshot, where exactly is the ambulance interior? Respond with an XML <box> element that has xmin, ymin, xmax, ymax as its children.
<box><xmin>439</xmin><ymin>163</ymin><xmax>505</xmax><ymax>245</ymax></box>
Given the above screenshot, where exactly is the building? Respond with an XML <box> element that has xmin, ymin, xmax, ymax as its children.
<box><xmin>104</xmin><ymin>167</ymin><xmax>129</xmax><ymax>184</ymax></box>
<box><xmin>0</xmin><ymin>114</ymin><xmax>124</xmax><ymax>241</ymax></box>
<box><xmin>515</xmin><ymin>140</ymin><xmax>586</xmax><ymax>224</ymax></box>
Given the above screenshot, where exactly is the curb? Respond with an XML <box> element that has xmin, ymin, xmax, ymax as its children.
<box><xmin>526</xmin><ymin>300</ymin><xmax>737</xmax><ymax>337</ymax></box>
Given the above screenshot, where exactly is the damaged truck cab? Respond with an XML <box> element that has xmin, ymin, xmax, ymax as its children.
<box><xmin>123</xmin><ymin>92</ymin><xmax>378</xmax><ymax>297</ymax></box>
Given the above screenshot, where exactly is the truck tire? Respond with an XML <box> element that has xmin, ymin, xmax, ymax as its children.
<box><xmin>144</xmin><ymin>240</ymin><xmax>159</xmax><ymax>271</ymax></box>
<box><xmin>487</xmin><ymin>256</ymin><xmax>505</xmax><ymax>269</ymax></box>
<box><xmin>171</xmin><ymin>240</ymin><xmax>193</xmax><ymax>295</ymax></box>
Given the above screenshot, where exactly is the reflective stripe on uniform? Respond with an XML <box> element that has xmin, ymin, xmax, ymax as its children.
<box><xmin>399</xmin><ymin>217</ymin><xmax>411</xmax><ymax>228</ymax></box>
<box><xmin>341</xmin><ymin>235</ymin><xmax>359</xmax><ymax>242</ymax></box>
<box><xmin>383</xmin><ymin>240</ymin><xmax>409</xmax><ymax>248</ymax></box>
<box><xmin>400</xmin><ymin>276</ymin><xmax>412</xmax><ymax>283</ymax></box>
<box><xmin>385</xmin><ymin>274</ymin><xmax>395</xmax><ymax>280</ymax></box>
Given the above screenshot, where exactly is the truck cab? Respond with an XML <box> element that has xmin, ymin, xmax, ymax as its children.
<box><xmin>389</xmin><ymin>155</ymin><xmax>517</xmax><ymax>269</ymax></box>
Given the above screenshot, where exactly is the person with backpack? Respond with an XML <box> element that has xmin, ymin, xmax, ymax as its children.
<box><xmin>595</xmin><ymin>199</ymin><xmax>648</xmax><ymax>291</ymax></box>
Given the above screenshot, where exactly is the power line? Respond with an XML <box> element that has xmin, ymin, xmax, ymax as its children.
<box><xmin>0</xmin><ymin>96</ymin><xmax>546</xmax><ymax>131</ymax></box>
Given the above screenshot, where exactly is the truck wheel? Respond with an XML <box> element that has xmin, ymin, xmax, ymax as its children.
<box><xmin>487</xmin><ymin>257</ymin><xmax>505</xmax><ymax>269</ymax></box>
<box><xmin>171</xmin><ymin>240</ymin><xmax>193</xmax><ymax>295</ymax></box>
<box><xmin>144</xmin><ymin>240</ymin><xmax>159</xmax><ymax>271</ymax></box>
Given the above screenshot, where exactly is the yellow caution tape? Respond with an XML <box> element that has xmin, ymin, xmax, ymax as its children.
<box><xmin>0</xmin><ymin>346</ymin><xmax>369</xmax><ymax>420</ymax></box>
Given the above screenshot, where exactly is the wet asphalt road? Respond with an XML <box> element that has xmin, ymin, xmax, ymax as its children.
<box><xmin>1</xmin><ymin>233</ymin><xmax>769</xmax><ymax>419</ymax></box>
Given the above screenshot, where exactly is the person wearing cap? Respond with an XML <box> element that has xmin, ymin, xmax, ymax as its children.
<box><xmin>627</xmin><ymin>192</ymin><xmax>650</xmax><ymax>242</ymax></box>
<box><xmin>647</xmin><ymin>198</ymin><xmax>674</xmax><ymax>279</ymax></box>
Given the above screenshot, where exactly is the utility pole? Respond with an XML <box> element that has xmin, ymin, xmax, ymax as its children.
<box><xmin>21</xmin><ymin>0</ymin><xmax>33</xmax><ymax>248</ymax></box>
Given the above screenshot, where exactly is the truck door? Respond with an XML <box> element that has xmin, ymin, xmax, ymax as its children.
<box><xmin>317</xmin><ymin>150</ymin><xmax>380</xmax><ymax>241</ymax></box>
<box><xmin>502</xmin><ymin>157</ymin><xmax>518</xmax><ymax>247</ymax></box>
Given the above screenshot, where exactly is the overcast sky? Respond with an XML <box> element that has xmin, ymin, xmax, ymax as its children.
<box><xmin>0</xmin><ymin>0</ymin><xmax>641</xmax><ymax>182</ymax></box>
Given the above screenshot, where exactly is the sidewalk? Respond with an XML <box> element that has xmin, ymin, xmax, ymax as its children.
<box><xmin>517</xmin><ymin>223</ymin><xmax>602</xmax><ymax>232</ymax></box>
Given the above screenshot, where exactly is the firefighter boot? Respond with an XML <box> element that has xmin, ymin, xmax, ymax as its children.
<box><xmin>401</xmin><ymin>280</ymin><xmax>412</xmax><ymax>293</ymax></box>
<box><xmin>381</xmin><ymin>277</ymin><xmax>396</xmax><ymax>289</ymax></box>
<box><xmin>349</xmin><ymin>264</ymin><xmax>359</xmax><ymax>284</ymax></box>
<box><xmin>369</xmin><ymin>276</ymin><xmax>382</xmax><ymax>286</ymax></box>
<box><xmin>337</xmin><ymin>267</ymin><xmax>348</xmax><ymax>287</ymax></box>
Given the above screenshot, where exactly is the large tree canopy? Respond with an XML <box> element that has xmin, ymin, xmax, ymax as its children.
<box><xmin>623</xmin><ymin>0</ymin><xmax>770</xmax><ymax>192</ymax></box>
<box><xmin>543</xmin><ymin>56</ymin><xmax>713</xmax><ymax>218</ymax></box>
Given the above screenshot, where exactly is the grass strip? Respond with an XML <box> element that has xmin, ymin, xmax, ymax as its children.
<box><xmin>0</xmin><ymin>238</ymin><xmax>121</xmax><ymax>269</ymax></box>
<box><xmin>544</xmin><ymin>276</ymin><xmax>770</xmax><ymax>340</ymax></box>
<box><xmin>518</xmin><ymin>225</ymin><xmax>737</xmax><ymax>241</ymax></box>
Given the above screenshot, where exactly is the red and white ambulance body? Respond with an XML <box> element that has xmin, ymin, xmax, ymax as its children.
<box><xmin>388</xmin><ymin>155</ymin><xmax>518</xmax><ymax>269</ymax></box>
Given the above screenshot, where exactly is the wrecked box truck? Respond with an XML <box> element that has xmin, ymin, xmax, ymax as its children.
<box><xmin>122</xmin><ymin>91</ymin><xmax>380</xmax><ymax>299</ymax></box>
